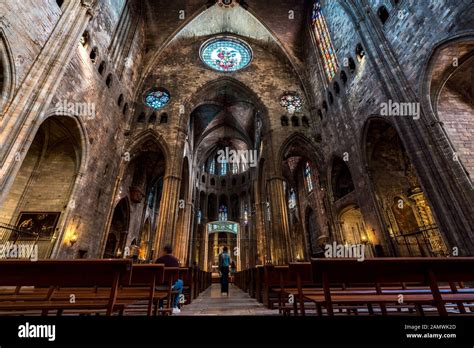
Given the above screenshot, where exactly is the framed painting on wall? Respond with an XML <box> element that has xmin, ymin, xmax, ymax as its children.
<box><xmin>12</xmin><ymin>212</ymin><xmax>61</xmax><ymax>240</ymax></box>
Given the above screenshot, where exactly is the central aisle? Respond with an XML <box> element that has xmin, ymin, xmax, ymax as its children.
<box><xmin>177</xmin><ymin>284</ymin><xmax>279</xmax><ymax>316</ymax></box>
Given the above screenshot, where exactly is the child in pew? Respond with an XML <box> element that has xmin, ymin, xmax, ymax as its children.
<box><xmin>155</xmin><ymin>245</ymin><xmax>183</xmax><ymax>314</ymax></box>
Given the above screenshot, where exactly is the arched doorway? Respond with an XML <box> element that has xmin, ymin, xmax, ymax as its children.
<box><xmin>338</xmin><ymin>205</ymin><xmax>373</xmax><ymax>258</ymax></box>
<box><xmin>0</xmin><ymin>116</ymin><xmax>83</xmax><ymax>258</ymax></box>
<box><xmin>365</xmin><ymin>118</ymin><xmax>449</xmax><ymax>257</ymax></box>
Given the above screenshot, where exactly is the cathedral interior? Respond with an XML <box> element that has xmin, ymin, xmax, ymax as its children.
<box><xmin>0</xmin><ymin>0</ymin><xmax>473</xmax><ymax>277</ymax></box>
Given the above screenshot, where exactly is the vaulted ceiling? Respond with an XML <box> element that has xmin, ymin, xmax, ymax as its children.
<box><xmin>141</xmin><ymin>0</ymin><xmax>309</xmax><ymax>62</ymax></box>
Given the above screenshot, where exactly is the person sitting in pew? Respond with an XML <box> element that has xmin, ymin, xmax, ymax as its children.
<box><xmin>155</xmin><ymin>245</ymin><xmax>183</xmax><ymax>314</ymax></box>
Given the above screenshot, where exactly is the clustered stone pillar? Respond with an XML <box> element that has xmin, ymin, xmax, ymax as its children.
<box><xmin>253</xmin><ymin>178</ymin><xmax>266</xmax><ymax>265</ymax></box>
<box><xmin>153</xmin><ymin>174</ymin><xmax>181</xmax><ymax>260</ymax></box>
<box><xmin>267</xmin><ymin>177</ymin><xmax>292</xmax><ymax>264</ymax></box>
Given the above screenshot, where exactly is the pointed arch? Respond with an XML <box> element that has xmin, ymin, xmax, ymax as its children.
<box><xmin>128</xmin><ymin>129</ymin><xmax>171</xmax><ymax>172</ymax></box>
<box><xmin>277</xmin><ymin>132</ymin><xmax>323</xmax><ymax>178</ymax></box>
<box><xmin>0</xmin><ymin>28</ymin><xmax>16</xmax><ymax>115</ymax></box>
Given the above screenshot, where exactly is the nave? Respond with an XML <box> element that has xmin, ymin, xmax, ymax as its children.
<box><xmin>175</xmin><ymin>284</ymin><xmax>278</xmax><ymax>316</ymax></box>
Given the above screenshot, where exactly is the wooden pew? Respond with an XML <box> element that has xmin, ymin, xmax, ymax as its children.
<box><xmin>291</xmin><ymin>258</ymin><xmax>474</xmax><ymax>316</ymax></box>
<box><xmin>153</xmin><ymin>267</ymin><xmax>180</xmax><ymax>315</ymax></box>
<box><xmin>0</xmin><ymin>259</ymin><xmax>132</xmax><ymax>316</ymax></box>
<box><xmin>116</xmin><ymin>264</ymin><xmax>165</xmax><ymax>316</ymax></box>
<box><xmin>262</xmin><ymin>265</ymin><xmax>295</xmax><ymax>309</ymax></box>
<box><xmin>178</xmin><ymin>267</ymin><xmax>194</xmax><ymax>305</ymax></box>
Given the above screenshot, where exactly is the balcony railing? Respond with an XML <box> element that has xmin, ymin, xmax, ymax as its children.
<box><xmin>390</xmin><ymin>224</ymin><xmax>449</xmax><ymax>257</ymax></box>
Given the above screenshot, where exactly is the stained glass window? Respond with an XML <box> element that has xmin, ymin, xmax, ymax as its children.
<box><xmin>305</xmin><ymin>162</ymin><xmax>314</xmax><ymax>192</ymax></box>
<box><xmin>232</xmin><ymin>162</ymin><xmax>238</xmax><ymax>174</ymax></box>
<box><xmin>200</xmin><ymin>38</ymin><xmax>252</xmax><ymax>72</ymax></box>
<box><xmin>219</xmin><ymin>205</ymin><xmax>228</xmax><ymax>221</ymax></box>
<box><xmin>209</xmin><ymin>158</ymin><xmax>216</xmax><ymax>175</ymax></box>
<box><xmin>280</xmin><ymin>93</ymin><xmax>303</xmax><ymax>114</ymax></box>
<box><xmin>144</xmin><ymin>88</ymin><xmax>170</xmax><ymax>109</ymax></box>
<box><xmin>312</xmin><ymin>0</ymin><xmax>339</xmax><ymax>81</ymax></box>
<box><xmin>197</xmin><ymin>210</ymin><xmax>202</xmax><ymax>224</ymax></box>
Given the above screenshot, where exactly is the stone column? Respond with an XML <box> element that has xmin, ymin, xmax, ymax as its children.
<box><xmin>253</xmin><ymin>180</ymin><xmax>266</xmax><ymax>265</ymax></box>
<box><xmin>267</xmin><ymin>177</ymin><xmax>292</xmax><ymax>264</ymax></box>
<box><xmin>153</xmin><ymin>174</ymin><xmax>181</xmax><ymax>259</ymax></box>
<box><xmin>202</xmin><ymin>225</ymin><xmax>209</xmax><ymax>271</ymax></box>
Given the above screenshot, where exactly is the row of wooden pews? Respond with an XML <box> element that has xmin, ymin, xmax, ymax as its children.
<box><xmin>235</xmin><ymin>258</ymin><xmax>474</xmax><ymax>316</ymax></box>
<box><xmin>0</xmin><ymin>260</ymin><xmax>212</xmax><ymax>316</ymax></box>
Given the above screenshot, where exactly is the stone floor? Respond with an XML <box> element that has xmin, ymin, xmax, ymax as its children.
<box><xmin>176</xmin><ymin>284</ymin><xmax>279</xmax><ymax>316</ymax></box>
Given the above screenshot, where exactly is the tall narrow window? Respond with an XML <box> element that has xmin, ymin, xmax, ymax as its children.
<box><xmin>219</xmin><ymin>205</ymin><xmax>228</xmax><ymax>221</ymax></box>
<box><xmin>312</xmin><ymin>0</ymin><xmax>339</xmax><ymax>81</ymax></box>
<box><xmin>197</xmin><ymin>210</ymin><xmax>202</xmax><ymax>224</ymax></box>
<box><xmin>305</xmin><ymin>162</ymin><xmax>314</xmax><ymax>192</ymax></box>
<box><xmin>231</xmin><ymin>162</ymin><xmax>237</xmax><ymax>174</ymax></box>
<box><xmin>209</xmin><ymin>158</ymin><xmax>216</xmax><ymax>175</ymax></box>
<box><xmin>244</xmin><ymin>205</ymin><xmax>249</xmax><ymax>225</ymax></box>
<box><xmin>220</xmin><ymin>159</ymin><xmax>227</xmax><ymax>176</ymax></box>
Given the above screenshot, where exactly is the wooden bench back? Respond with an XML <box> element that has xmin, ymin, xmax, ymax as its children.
<box><xmin>310</xmin><ymin>257</ymin><xmax>474</xmax><ymax>284</ymax></box>
<box><xmin>130</xmin><ymin>264</ymin><xmax>165</xmax><ymax>286</ymax></box>
<box><xmin>0</xmin><ymin>259</ymin><xmax>132</xmax><ymax>287</ymax></box>
<box><xmin>288</xmin><ymin>262</ymin><xmax>313</xmax><ymax>283</ymax></box>
<box><xmin>178</xmin><ymin>267</ymin><xmax>193</xmax><ymax>285</ymax></box>
<box><xmin>263</xmin><ymin>265</ymin><xmax>290</xmax><ymax>287</ymax></box>
<box><xmin>163</xmin><ymin>267</ymin><xmax>180</xmax><ymax>284</ymax></box>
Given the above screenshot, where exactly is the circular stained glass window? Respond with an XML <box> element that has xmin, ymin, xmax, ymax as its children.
<box><xmin>144</xmin><ymin>88</ymin><xmax>170</xmax><ymax>109</ymax></box>
<box><xmin>200</xmin><ymin>37</ymin><xmax>252</xmax><ymax>72</ymax></box>
<box><xmin>280</xmin><ymin>93</ymin><xmax>303</xmax><ymax>113</ymax></box>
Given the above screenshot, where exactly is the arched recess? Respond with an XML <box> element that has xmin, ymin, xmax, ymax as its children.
<box><xmin>422</xmin><ymin>34</ymin><xmax>474</xmax><ymax>181</ymax></box>
<box><xmin>0</xmin><ymin>29</ymin><xmax>15</xmax><ymax>115</ymax></box>
<box><xmin>338</xmin><ymin>205</ymin><xmax>373</xmax><ymax>258</ymax></box>
<box><xmin>364</xmin><ymin>118</ymin><xmax>449</xmax><ymax>257</ymax></box>
<box><xmin>278</xmin><ymin>133</ymin><xmax>325</xmax><ymax>260</ymax></box>
<box><xmin>101</xmin><ymin>132</ymin><xmax>168</xmax><ymax>259</ymax></box>
<box><xmin>330</xmin><ymin>156</ymin><xmax>355</xmax><ymax>201</ymax></box>
<box><xmin>103</xmin><ymin>198</ymin><xmax>130</xmax><ymax>258</ymax></box>
<box><xmin>0</xmin><ymin>116</ymin><xmax>84</xmax><ymax>258</ymax></box>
